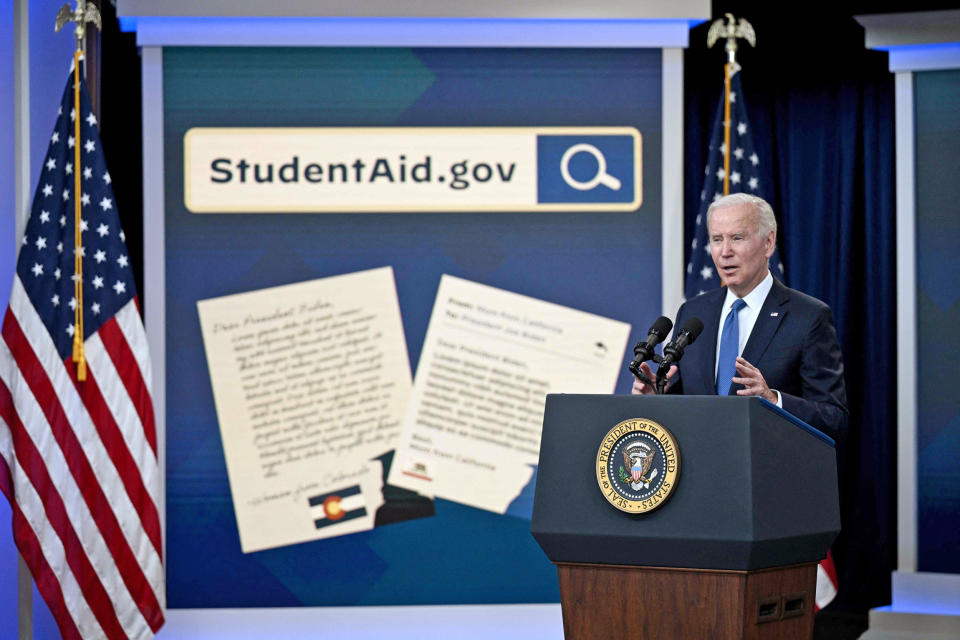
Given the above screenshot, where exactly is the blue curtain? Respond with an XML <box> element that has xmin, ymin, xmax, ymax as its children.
<box><xmin>685</xmin><ymin>14</ymin><xmax>897</xmax><ymax>611</ymax></box>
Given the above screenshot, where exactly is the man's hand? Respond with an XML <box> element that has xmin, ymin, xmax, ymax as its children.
<box><xmin>631</xmin><ymin>362</ymin><xmax>677</xmax><ymax>395</ymax></box>
<box><xmin>732</xmin><ymin>357</ymin><xmax>777</xmax><ymax>403</ymax></box>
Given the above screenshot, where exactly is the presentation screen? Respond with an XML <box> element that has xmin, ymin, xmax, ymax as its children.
<box><xmin>162</xmin><ymin>46</ymin><xmax>664</xmax><ymax>607</ymax></box>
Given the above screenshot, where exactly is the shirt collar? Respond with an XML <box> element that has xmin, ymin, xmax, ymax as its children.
<box><xmin>722</xmin><ymin>270</ymin><xmax>773</xmax><ymax>312</ymax></box>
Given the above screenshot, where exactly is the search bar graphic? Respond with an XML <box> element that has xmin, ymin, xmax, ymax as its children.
<box><xmin>184</xmin><ymin>127</ymin><xmax>641</xmax><ymax>213</ymax></box>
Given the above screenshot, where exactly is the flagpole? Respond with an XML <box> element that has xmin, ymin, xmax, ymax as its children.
<box><xmin>708</xmin><ymin>12</ymin><xmax>754</xmax><ymax>199</ymax></box>
<box><xmin>56</xmin><ymin>0</ymin><xmax>102</xmax><ymax>381</ymax></box>
<box><xmin>722</xmin><ymin>63</ymin><xmax>732</xmax><ymax>196</ymax></box>
<box><xmin>73</xmin><ymin>50</ymin><xmax>86</xmax><ymax>379</ymax></box>
<box><xmin>697</xmin><ymin>14</ymin><xmax>756</xmax><ymax>292</ymax></box>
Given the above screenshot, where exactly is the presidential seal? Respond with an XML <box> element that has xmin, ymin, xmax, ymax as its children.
<box><xmin>595</xmin><ymin>418</ymin><xmax>681</xmax><ymax>514</ymax></box>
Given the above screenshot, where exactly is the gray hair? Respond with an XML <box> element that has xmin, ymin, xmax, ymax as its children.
<box><xmin>706</xmin><ymin>193</ymin><xmax>777</xmax><ymax>238</ymax></box>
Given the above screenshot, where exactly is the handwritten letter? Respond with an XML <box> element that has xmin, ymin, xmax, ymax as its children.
<box><xmin>198</xmin><ymin>267</ymin><xmax>410</xmax><ymax>551</ymax></box>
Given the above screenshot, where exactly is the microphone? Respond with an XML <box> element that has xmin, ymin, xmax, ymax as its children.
<box><xmin>628</xmin><ymin>316</ymin><xmax>673</xmax><ymax>381</ymax></box>
<box><xmin>656</xmin><ymin>317</ymin><xmax>704</xmax><ymax>393</ymax></box>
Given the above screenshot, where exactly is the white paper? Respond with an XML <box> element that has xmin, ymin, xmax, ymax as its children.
<box><xmin>197</xmin><ymin>267</ymin><xmax>410</xmax><ymax>552</ymax></box>
<box><xmin>388</xmin><ymin>275</ymin><xmax>630</xmax><ymax>514</ymax></box>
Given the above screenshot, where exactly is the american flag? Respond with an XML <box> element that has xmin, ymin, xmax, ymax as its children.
<box><xmin>816</xmin><ymin>549</ymin><xmax>839</xmax><ymax>610</ymax></box>
<box><xmin>0</xmin><ymin>63</ymin><xmax>164</xmax><ymax>638</ymax></box>
<box><xmin>684</xmin><ymin>68</ymin><xmax>785</xmax><ymax>299</ymax></box>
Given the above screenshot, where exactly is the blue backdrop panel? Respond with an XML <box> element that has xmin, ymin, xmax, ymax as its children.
<box><xmin>163</xmin><ymin>47</ymin><xmax>663</xmax><ymax>607</ymax></box>
<box><xmin>915</xmin><ymin>69</ymin><xmax>960</xmax><ymax>574</ymax></box>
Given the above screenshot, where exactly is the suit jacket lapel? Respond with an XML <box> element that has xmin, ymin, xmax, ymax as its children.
<box><xmin>736</xmin><ymin>277</ymin><xmax>790</xmax><ymax>392</ymax></box>
<box><xmin>696</xmin><ymin>288</ymin><xmax>726</xmax><ymax>393</ymax></box>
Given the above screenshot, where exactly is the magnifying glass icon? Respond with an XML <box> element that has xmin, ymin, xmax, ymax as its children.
<box><xmin>560</xmin><ymin>143</ymin><xmax>622</xmax><ymax>191</ymax></box>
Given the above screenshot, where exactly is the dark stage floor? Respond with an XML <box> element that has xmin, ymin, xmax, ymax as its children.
<box><xmin>815</xmin><ymin>611</ymin><xmax>869</xmax><ymax>640</ymax></box>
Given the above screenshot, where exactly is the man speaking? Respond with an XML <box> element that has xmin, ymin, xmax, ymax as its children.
<box><xmin>632</xmin><ymin>193</ymin><xmax>848</xmax><ymax>440</ymax></box>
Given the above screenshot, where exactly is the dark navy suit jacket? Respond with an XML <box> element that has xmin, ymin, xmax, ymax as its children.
<box><xmin>669</xmin><ymin>277</ymin><xmax>848</xmax><ymax>440</ymax></box>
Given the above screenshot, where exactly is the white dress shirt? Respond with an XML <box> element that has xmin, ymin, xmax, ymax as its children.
<box><xmin>713</xmin><ymin>271</ymin><xmax>782</xmax><ymax>406</ymax></box>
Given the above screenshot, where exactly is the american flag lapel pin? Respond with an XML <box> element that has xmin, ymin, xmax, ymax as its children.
<box><xmin>770</xmin><ymin>312</ymin><xmax>779</xmax><ymax>317</ymax></box>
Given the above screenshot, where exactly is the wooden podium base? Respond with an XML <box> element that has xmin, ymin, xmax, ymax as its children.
<box><xmin>556</xmin><ymin>561</ymin><xmax>817</xmax><ymax>640</ymax></box>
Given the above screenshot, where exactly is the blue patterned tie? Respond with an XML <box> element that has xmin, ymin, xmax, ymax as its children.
<box><xmin>716</xmin><ymin>298</ymin><xmax>747</xmax><ymax>395</ymax></box>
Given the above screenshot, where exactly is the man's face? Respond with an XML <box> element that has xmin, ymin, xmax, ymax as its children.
<box><xmin>707</xmin><ymin>203</ymin><xmax>775</xmax><ymax>298</ymax></box>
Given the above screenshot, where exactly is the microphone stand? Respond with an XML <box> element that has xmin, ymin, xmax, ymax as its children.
<box><xmin>628</xmin><ymin>360</ymin><xmax>657</xmax><ymax>391</ymax></box>
<box><xmin>654</xmin><ymin>355</ymin><xmax>670</xmax><ymax>395</ymax></box>
<box><xmin>631</xmin><ymin>355</ymin><xmax>668</xmax><ymax>395</ymax></box>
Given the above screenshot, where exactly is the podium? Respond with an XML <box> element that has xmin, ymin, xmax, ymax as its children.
<box><xmin>531</xmin><ymin>395</ymin><xmax>839</xmax><ymax>640</ymax></box>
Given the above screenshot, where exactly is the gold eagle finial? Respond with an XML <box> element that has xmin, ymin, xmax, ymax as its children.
<box><xmin>54</xmin><ymin>1</ymin><xmax>102</xmax><ymax>49</ymax></box>
<box><xmin>707</xmin><ymin>13</ymin><xmax>756</xmax><ymax>68</ymax></box>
